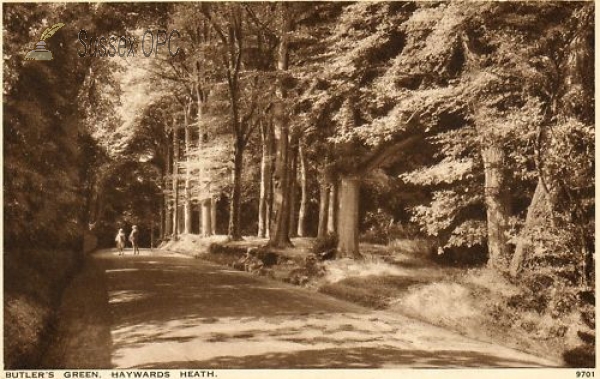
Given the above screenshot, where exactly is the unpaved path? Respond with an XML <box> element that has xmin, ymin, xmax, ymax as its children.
<box><xmin>43</xmin><ymin>248</ymin><xmax>561</xmax><ymax>368</ymax></box>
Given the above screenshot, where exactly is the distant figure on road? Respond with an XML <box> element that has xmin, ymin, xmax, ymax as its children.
<box><xmin>115</xmin><ymin>228</ymin><xmax>126</xmax><ymax>256</ymax></box>
<box><xmin>129</xmin><ymin>225</ymin><xmax>140</xmax><ymax>255</ymax></box>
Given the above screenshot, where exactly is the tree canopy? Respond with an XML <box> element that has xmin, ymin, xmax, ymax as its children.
<box><xmin>4</xmin><ymin>2</ymin><xmax>594</xmax><ymax>365</ymax></box>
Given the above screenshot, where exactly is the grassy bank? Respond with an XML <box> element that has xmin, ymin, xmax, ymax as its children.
<box><xmin>4</xmin><ymin>249</ymin><xmax>79</xmax><ymax>368</ymax></box>
<box><xmin>162</xmin><ymin>235</ymin><xmax>585</xmax><ymax>365</ymax></box>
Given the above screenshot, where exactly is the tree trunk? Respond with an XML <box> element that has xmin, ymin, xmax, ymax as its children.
<box><xmin>228</xmin><ymin>140</ymin><xmax>243</xmax><ymax>240</ymax></box>
<box><xmin>164</xmin><ymin>136</ymin><xmax>172</xmax><ymax>240</ymax></box>
<box><xmin>258</xmin><ymin>119</ymin><xmax>273</xmax><ymax>238</ymax></box>
<box><xmin>509</xmin><ymin>177</ymin><xmax>552</xmax><ymax>277</ymax></box>
<box><xmin>172</xmin><ymin>119</ymin><xmax>180</xmax><ymax>241</ymax></box>
<box><xmin>265</xmin><ymin>172</ymin><xmax>272</xmax><ymax>239</ymax></box>
<box><xmin>317</xmin><ymin>180</ymin><xmax>330</xmax><ymax>239</ymax></box>
<box><xmin>201</xmin><ymin>198</ymin><xmax>212</xmax><ymax>237</ymax></box>
<box><xmin>178</xmin><ymin>204</ymin><xmax>185</xmax><ymax>236</ymax></box>
<box><xmin>210</xmin><ymin>197</ymin><xmax>217</xmax><ymax>235</ymax></box>
<box><xmin>165</xmin><ymin>200</ymin><xmax>172</xmax><ymax>241</ymax></box>
<box><xmin>481</xmin><ymin>145</ymin><xmax>511</xmax><ymax>269</ymax></box>
<box><xmin>265</xmin><ymin>123</ymin><xmax>275</xmax><ymax>239</ymax></box>
<box><xmin>337</xmin><ymin>177</ymin><xmax>361</xmax><ymax>258</ymax></box>
<box><xmin>269</xmin><ymin>105</ymin><xmax>293</xmax><ymax>247</ymax></box>
<box><xmin>159</xmin><ymin>195</ymin><xmax>164</xmax><ymax>243</ymax></box>
<box><xmin>184</xmin><ymin>102</ymin><xmax>192</xmax><ymax>234</ymax></box>
<box><xmin>268</xmin><ymin>3</ymin><xmax>293</xmax><ymax>248</ymax></box>
<box><xmin>288</xmin><ymin>143</ymin><xmax>298</xmax><ymax>238</ymax></box>
<box><xmin>327</xmin><ymin>178</ymin><xmax>338</xmax><ymax>235</ymax></box>
<box><xmin>297</xmin><ymin>143</ymin><xmax>308</xmax><ymax>237</ymax></box>
<box><xmin>196</xmin><ymin>80</ymin><xmax>208</xmax><ymax>238</ymax></box>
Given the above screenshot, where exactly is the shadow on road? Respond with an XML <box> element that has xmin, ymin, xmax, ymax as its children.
<box><xmin>92</xmin><ymin>250</ymin><xmax>558</xmax><ymax>369</ymax></box>
<box><xmin>138</xmin><ymin>347</ymin><xmax>542</xmax><ymax>369</ymax></box>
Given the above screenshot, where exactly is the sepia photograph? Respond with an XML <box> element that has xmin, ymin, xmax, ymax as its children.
<box><xmin>3</xmin><ymin>0</ymin><xmax>595</xmax><ymax>373</ymax></box>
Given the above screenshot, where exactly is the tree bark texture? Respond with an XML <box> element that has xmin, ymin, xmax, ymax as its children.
<box><xmin>184</xmin><ymin>103</ymin><xmax>193</xmax><ymax>234</ymax></box>
<box><xmin>297</xmin><ymin>143</ymin><xmax>308</xmax><ymax>237</ymax></box>
<box><xmin>269</xmin><ymin>103</ymin><xmax>293</xmax><ymax>247</ymax></box>
<box><xmin>337</xmin><ymin>177</ymin><xmax>361</xmax><ymax>258</ymax></box>
<box><xmin>201</xmin><ymin>198</ymin><xmax>212</xmax><ymax>237</ymax></box>
<box><xmin>327</xmin><ymin>178</ymin><xmax>338</xmax><ymax>235</ymax></box>
<box><xmin>197</xmin><ymin>85</ymin><xmax>206</xmax><ymax>238</ymax></box>
<box><xmin>509</xmin><ymin>177</ymin><xmax>552</xmax><ymax>277</ymax></box>
<box><xmin>172</xmin><ymin>120</ymin><xmax>180</xmax><ymax>241</ymax></box>
<box><xmin>288</xmin><ymin>143</ymin><xmax>298</xmax><ymax>238</ymax></box>
<box><xmin>210</xmin><ymin>197</ymin><xmax>217</xmax><ymax>235</ymax></box>
<box><xmin>268</xmin><ymin>3</ymin><xmax>293</xmax><ymax>248</ymax></box>
<box><xmin>258</xmin><ymin>120</ymin><xmax>273</xmax><ymax>238</ymax></box>
<box><xmin>228</xmin><ymin>140</ymin><xmax>243</xmax><ymax>240</ymax></box>
<box><xmin>317</xmin><ymin>180</ymin><xmax>330</xmax><ymax>239</ymax></box>
<box><xmin>481</xmin><ymin>145</ymin><xmax>511</xmax><ymax>269</ymax></box>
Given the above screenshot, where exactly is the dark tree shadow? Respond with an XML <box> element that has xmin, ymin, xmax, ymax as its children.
<box><xmin>136</xmin><ymin>347</ymin><xmax>551</xmax><ymax>369</ymax></box>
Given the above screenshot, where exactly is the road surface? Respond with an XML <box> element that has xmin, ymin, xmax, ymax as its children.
<box><xmin>42</xmin><ymin>248</ymin><xmax>561</xmax><ymax>368</ymax></box>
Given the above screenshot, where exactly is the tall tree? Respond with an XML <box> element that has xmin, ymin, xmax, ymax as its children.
<box><xmin>296</xmin><ymin>142</ymin><xmax>308</xmax><ymax>237</ymax></box>
<box><xmin>200</xmin><ymin>3</ymin><xmax>262</xmax><ymax>240</ymax></box>
<box><xmin>268</xmin><ymin>1</ymin><xmax>294</xmax><ymax>247</ymax></box>
<box><xmin>258</xmin><ymin>116</ymin><xmax>274</xmax><ymax>238</ymax></box>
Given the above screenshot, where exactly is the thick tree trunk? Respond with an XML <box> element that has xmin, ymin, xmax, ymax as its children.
<box><xmin>327</xmin><ymin>178</ymin><xmax>338</xmax><ymax>235</ymax></box>
<box><xmin>269</xmin><ymin>106</ymin><xmax>293</xmax><ymax>247</ymax></box>
<box><xmin>184</xmin><ymin>103</ymin><xmax>192</xmax><ymax>234</ymax></box>
<box><xmin>481</xmin><ymin>145</ymin><xmax>511</xmax><ymax>269</ymax></box>
<box><xmin>172</xmin><ymin>119</ymin><xmax>180</xmax><ymax>241</ymax></box>
<box><xmin>297</xmin><ymin>144</ymin><xmax>308</xmax><ymax>237</ymax></box>
<box><xmin>317</xmin><ymin>180</ymin><xmax>330</xmax><ymax>239</ymax></box>
<box><xmin>509</xmin><ymin>177</ymin><xmax>552</xmax><ymax>277</ymax></box>
<box><xmin>268</xmin><ymin>3</ymin><xmax>293</xmax><ymax>248</ymax></box>
<box><xmin>228</xmin><ymin>141</ymin><xmax>243</xmax><ymax>240</ymax></box>
<box><xmin>337</xmin><ymin>177</ymin><xmax>361</xmax><ymax>258</ymax></box>
<box><xmin>201</xmin><ymin>198</ymin><xmax>212</xmax><ymax>237</ymax></box>
<box><xmin>178</xmin><ymin>205</ymin><xmax>185</xmax><ymax>236</ymax></box>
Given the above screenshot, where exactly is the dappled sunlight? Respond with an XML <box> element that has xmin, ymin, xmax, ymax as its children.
<box><xmin>137</xmin><ymin>347</ymin><xmax>552</xmax><ymax>369</ymax></box>
<box><xmin>109</xmin><ymin>290</ymin><xmax>150</xmax><ymax>305</ymax></box>
<box><xmin>323</xmin><ymin>258</ymin><xmax>410</xmax><ymax>283</ymax></box>
<box><xmin>99</xmin><ymin>251</ymin><xmax>559</xmax><ymax>369</ymax></box>
<box><xmin>106</xmin><ymin>268</ymin><xmax>140</xmax><ymax>273</ymax></box>
<box><xmin>110</xmin><ymin>311</ymin><xmax>557</xmax><ymax>368</ymax></box>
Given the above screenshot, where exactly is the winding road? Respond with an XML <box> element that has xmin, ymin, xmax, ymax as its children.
<box><xmin>42</xmin><ymin>248</ymin><xmax>561</xmax><ymax>369</ymax></box>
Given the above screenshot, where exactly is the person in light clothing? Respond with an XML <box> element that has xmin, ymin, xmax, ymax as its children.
<box><xmin>115</xmin><ymin>228</ymin><xmax>126</xmax><ymax>256</ymax></box>
<box><xmin>129</xmin><ymin>225</ymin><xmax>140</xmax><ymax>255</ymax></box>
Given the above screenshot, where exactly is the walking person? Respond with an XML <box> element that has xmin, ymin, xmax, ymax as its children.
<box><xmin>115</xmin><ymin>228</ymin><xmax>126</xmax><ymax>256</ymax></box>
<box><xmin>129</xmin><ymin>225</ymin><xmax>140</xmax><ymax>255</ymax></box>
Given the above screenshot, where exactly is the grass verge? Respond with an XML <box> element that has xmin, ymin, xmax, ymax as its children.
<box><xmin>4</xmin><ymin>249</ymin><xmax>79</xmax><ymax>368</ymax></box>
